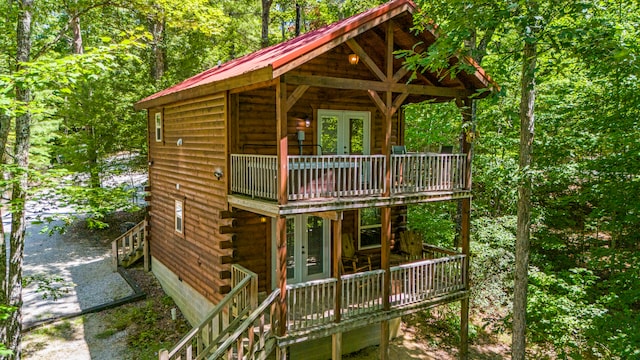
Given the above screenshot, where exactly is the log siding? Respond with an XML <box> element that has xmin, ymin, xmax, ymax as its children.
<box><xmin>148</xmin><ymin>93</ymin><xmax>231</xmax><ymax>302</ymax></box>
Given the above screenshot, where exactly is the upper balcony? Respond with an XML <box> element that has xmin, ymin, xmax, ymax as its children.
<box><xmin>229</xmin><ymin>152</ymin><xmax>470</xmax><ymax>215</ymax></box>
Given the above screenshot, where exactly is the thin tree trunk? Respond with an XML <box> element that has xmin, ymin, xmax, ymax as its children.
<box><xmin>261</xmin><ymin>0</ymin><xmax>273</xmax><ymax>48</ymax></box>
<box><xmin>512</xmin><ymin>36</ymin><xmax>537</xmax><ymax>360</ymax></box>
<box><xmin>6</xmin><ymin>0</ymin><xmax>34</xmax><ymax>357</ymax></box>
<box><xmin>295</xmin><ymin>3</ymin><xmax>301</xmax><ymax>36</ymax></box>
<box><xmin>148</xmin><ymin>14</ymin><xmax>165</xmax><ymax>81</ymax></box>
<box><xmin>71</xmin><ymin>14</ymin><xmax>83</xmax><ymax>55</ymax></box>
<box><xmin>0</xmin><ymin>106</ymin><xmax>11</xmax><ymax>356</ymax></box>
<box><xmin>71</xmin><ymin>9</ymin><xmax>101</xmax><ymax>189</ymax></box>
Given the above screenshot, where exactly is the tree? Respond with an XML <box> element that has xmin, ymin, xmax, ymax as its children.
<box><xmin>3</xmin><ymin>0</ymin><xmax>34</xmax><ymax>357</ymax></box>
<box><xmin>408</xmin><ymin>0</ymin><xmax>599</xmax><ymax>357</ymax></box>
<box><xmin>261</xmin><ymin>0</ymin><xmax>273</xmax><ymax>48</ymax></box>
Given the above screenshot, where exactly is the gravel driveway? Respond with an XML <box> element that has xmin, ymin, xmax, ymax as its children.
<box><xmin>20</xmin><ymin>219</ymin><xmax>135</xmax><ymax>359</ymax></box>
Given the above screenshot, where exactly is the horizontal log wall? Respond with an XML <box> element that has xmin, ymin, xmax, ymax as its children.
<box><xmin>147</xmin><ymin>92</ymin><xmax>231</xmax><ymax>304</ymax></box>
<box><xmin>232</xmin><ymin>210</ymin><xmax>270</xmax><ymax>293</ymax></box>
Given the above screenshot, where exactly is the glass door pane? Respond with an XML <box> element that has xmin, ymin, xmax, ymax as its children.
<box><xmin>319</xmin><ymin>115</ymin><xmax>339</xmax><ymax>155</ymax></box>
<box><xmin>348</xmin><ymin>116</ymin><xmax>365</xmax><ymax>155</ymax></box>
<box><xmin>286</xmin><ymin>218</ymin><xmax>296</xmax><ymax>280</ymax></box>
<box><xmin>304</xmin><ymin>216</ymin><xmax>325</xmax><ymax>278</ymax></box>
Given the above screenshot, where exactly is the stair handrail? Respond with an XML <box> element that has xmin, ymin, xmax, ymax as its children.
<box><xmin>209</xmin><ymin>288</ymin><xmax>281</xmax><ymax>360</ymax></box>
<box><xmin>111</xmin><ymin>219</ymin><xmax>147</xmax><ymax>270</ymax></box>
<box><xmin>159</xmin><ymin>265</ymin><xmax>258</xmax><ymax>360</ymax></box>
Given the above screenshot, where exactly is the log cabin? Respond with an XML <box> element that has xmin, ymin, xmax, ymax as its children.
<box><xmin>133</xmin><ymin>0</ymin><xmax>496</xmax><ymax>359</ymax></box>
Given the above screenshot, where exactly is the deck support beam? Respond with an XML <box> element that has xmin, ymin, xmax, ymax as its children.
<box><xmin>332</xmin><ymin>332</ymin><xmax>342</xmax><ymax>359</ymax></box>
<box><xmin>457</xmin><ymin>96</ymin><xmax>473</xmax><ymax>359</ymax></box>
<box><xmin>276</xmin><ymin>78</ymin><xmax>289</xmax><ymax>341</ymax></box>
<box><xmin>379</xmin><ymin>20</ymin><xmax>395</xmax><ymax>360</ymax></box>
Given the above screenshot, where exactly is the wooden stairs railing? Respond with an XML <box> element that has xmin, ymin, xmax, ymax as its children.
<box><xmin>111</xmin><ymin>220</ymin><xmax>148</xmax><ymax>270</ymax></box>
<box><xmin>158</xmin><ymin>265</ymin><xmax>258</xmax><ymax>360</ymax></box>
<box><xmin>210</xmin><ymin>288</ymin><xmax>280</xmax><ymax>359</ymax></box>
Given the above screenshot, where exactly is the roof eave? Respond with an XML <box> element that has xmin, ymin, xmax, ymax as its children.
<box><xmin>134</xmin><ymin>66</ymin><xmax>275</xmax><ymax>110</ymax></box>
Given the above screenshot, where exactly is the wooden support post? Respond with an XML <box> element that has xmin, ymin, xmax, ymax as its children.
<box><xmin>143</xmin><ymin>220</ymin><xmax>149</xmax><ymax>272</ymax></box>
<box><xmin>460</xmin><ymin>197</ymin><xmax>471</xmax><ymax>359</ymax></box>
<box><xmin>276</xmin><ymin>346</ymin><xmax>287</xmax><ymax>360</ymax></box>
<box><xmin>460</xmin><ymin>296</ymin><xmax>470</xmax><ymax>360</ymax></box>
<box><xmin>333</xmin><ymin>213</ymin><xmax>343</xmax><ymax>323</ymax></box>
<box><xmin>276</xmin><ymin>78</ymin><xmax>289</xmax><ymax>205</ymax></box>
<box><xmin>158</xmin><ymin>349</ymin><xmax>168</xmax><ymax>360</ymax></box>
<box><xmin>380</xmin><ymin>21</ymin><xmax>394</xmax><ymax>360</ymax></box>
<box><xmin>332</xmin><ymin>332</ymin><xmax>343</xmax><ymax>360</ymax></box>
<box><xmin>111</xmin><ymin>240</ymin><xmax>118</xmax><ymax>272</ymax></box>
<box><xmin>276</xmin><ymin>216</ymin><xmax>288</xmax><ymax>338</ymax></box>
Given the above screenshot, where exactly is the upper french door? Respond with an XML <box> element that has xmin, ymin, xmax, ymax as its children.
<box><xmin>317</xmin><ymin>110</ymin><xmax>370</xmax><ymax>155</ymax></box>
<box><xmin>272</xmin><ymin>215</ymin><xmax>330</xmax><ymax>286</ymax></box>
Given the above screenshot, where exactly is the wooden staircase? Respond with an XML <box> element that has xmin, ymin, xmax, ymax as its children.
<box><xmin>111</xmin><ymin>220</ymin><xmax>148</xmax><ymax>270</ymax></box>
<box><xmin>158</xmin><ymin>265</ymin><xmax>275</xmax><ymax>360</ymax></box>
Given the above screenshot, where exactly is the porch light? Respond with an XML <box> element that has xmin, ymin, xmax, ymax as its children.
<box><xmin>348</xmin><ymin>53</ymin><xmax>359</xmax><ymax>65</ymax></box>
<box><xmin>305</xmin><ymin>117</ymin><xmax>311</xmax><ymax>128</ymax></box>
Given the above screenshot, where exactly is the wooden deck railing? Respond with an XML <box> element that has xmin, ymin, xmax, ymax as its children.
<box><xmin>288</xmin><ymin>155</ymin><xmax>385</xmax><ymax>200</ymax></box>
<box><xmin>231</xmin><ymin>153</ymin><xmax>469</xmax><ymax>202</ymax></box>
<box><xmin>158</xmin><ymin>265</ymin><xmax>258</xmax><ymax>360</ymax></box>
<box><xmin>390</xmin><ymin>153</ymin><xmax>468</xmax><ymax>194</ymax></box>
<box><xmin>341</xmin><ymin>269</ymin><xmax>385</xmax><ymax>319</ymax></box>
<box><xmin>390</xmin><ymin>255</ymin><xmax>467</xmax><ymax>308</ymax></box>
<box><xmin>190</xmin><ymin>256</ymin><xmax>466</xmax><ymax>356</ymax></box>
<box><xmin>286</xmin><ymin>278</ymin><xmax>337</xmax><ymax>332</ymax></box>
<box><xmin>423</xmin><ymin>244</ymin><xmax>461</xmax><ymax>259</ymax></box>
<box><xmin>231</xmin><ymin>154</ymin><xmax>278</xmax><ymax>200</ymax></box>
<box><xmin>210</xmin><ymin>289</ymin><xmax>280</xmax><ymax>360</ymax></box>
<box><xmin>111</xmin><ymin>220</ymin><xmax>147</xmax><ymax>270</ymax></box>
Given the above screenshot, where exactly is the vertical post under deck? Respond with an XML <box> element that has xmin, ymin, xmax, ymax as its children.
<box><xmin>332</xmin><ymin>212</ymin><xmax>343</xmax><ymax>359</ymax></box>
<box><xmin>276</xmin><ymin>215</ymin><xmax>288</xmax><ymax>358</ymax></box>
<box><xmin>379</xmin><ymin>20</ymin><xmax>394</xmax><ymax>360</ymax></box>
<box><xmin>458</xmin><ymin>97</ymin><xmax>473</xmax><ymax>360</ymax></box>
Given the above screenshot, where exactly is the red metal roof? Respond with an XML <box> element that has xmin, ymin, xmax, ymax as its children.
<box><xmin>136</xmin><ymin>0</ymin><xmax>417</xmax><ymax>107</ymax></box>
<box><xmin>136</xmin><ymin>0</ymin><xmax>493</xmax><ymax>109</ymax></box>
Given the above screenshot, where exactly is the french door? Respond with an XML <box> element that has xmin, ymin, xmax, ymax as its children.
<box><xmin>272</xmin><ymin>215</ymin><xmax>330</xmax><ymax>286</ymax></box>
<box><xmin>317</xmin><ymin>110</ymin><xmax>370</xmax><ymax>155</ymax></box>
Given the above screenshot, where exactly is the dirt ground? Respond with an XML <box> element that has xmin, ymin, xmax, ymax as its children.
<box><xmin>23</xmin><ymin>212</ymin><xmax>511</xmax><ymax>359</ymax></box>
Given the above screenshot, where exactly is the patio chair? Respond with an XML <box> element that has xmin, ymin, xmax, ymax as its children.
<box><xmin>341</xmin><ymin>233</ymin><xmax>372</xmax><ymax>274</ymax></box>
<box><xmin>399</xmin><ymin>230</ymin><xmax>425</xmax><ymax>261</ymax></box>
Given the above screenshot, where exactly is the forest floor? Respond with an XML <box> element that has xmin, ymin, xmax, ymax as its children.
<box><xmin>22</xmin><ymin>211</ymin><xmax>510</xmax><ymax>359</ymax></box>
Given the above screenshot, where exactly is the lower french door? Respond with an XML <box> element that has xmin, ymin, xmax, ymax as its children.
<box><xmin>272</xmin><ymin>215</ymin><xmax>330</xmax><ymax>286</ymax></box>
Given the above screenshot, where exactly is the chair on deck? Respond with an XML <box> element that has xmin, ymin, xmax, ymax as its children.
<box><xmin>341</xmin><ymin>233</ymin><xmax>372</xmax><ymax>274</ymax></box>
<box><xmin>392</xmin><ymin>145</ymin><xmax>409</xmax><ymax>189</ymax></box>
<box><xmin>399</xmin><ymin>230</ymin><xmax>425</xmax><ymax>261</ymax></box>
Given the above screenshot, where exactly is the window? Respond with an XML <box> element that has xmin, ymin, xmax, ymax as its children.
<box><xmin>155</xmin><ymin>112</ymin><xmax>162</xmax><ymax>142</ymax></box>
<box><xmin>175</xmin><ymin>200</ymin><xmax>183</xmax><ymax>234</ymax></box>
<box><xmin>359</xmin><ymin>207</ymin><xmax>381</xmax><ymax>249</ymax></box>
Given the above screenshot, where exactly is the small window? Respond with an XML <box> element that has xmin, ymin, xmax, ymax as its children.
<box><xmin>359</xmin><ymin>207</ymin><xmax>381</xmax><ymax>249</ymax></box>
<box><xmin>175</xmin><ymin>200</ymin><xmax>183</xmax><ymax>234</ymax></box>
<box><xmin>155</xmin><ymin>112</ymin><xmax>162</xmax><ymax>142</ymax></box>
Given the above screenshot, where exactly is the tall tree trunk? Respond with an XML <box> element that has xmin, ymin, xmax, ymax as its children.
<box><xmin>5</xmin><ymin>0</ymin><xmax>34</xmax><ymax>357</ymax></box>
<box><xmin>0</xmin><ymin>118</ymin><xmax>9</xmax><ymax>355</ymax></box>
<box><xmin>71</xmin><ymin>14</ymin><xmax>83</xmax><ymax>55</ymax></box>
<box><xmin>295</xmin><ymin>3</ymin><xmax>301</xmax><ymax>36</ymax></box>
<box><xmin>261</xmin><ymin>0</ymin><xmax>273</xmax><ymax>48</ymax></box>
<box><xmin>148</xmin><ymin>14</ymin><xmax>165</xmax><ymax>81</ymax></box>
<box><xmin>71</xmin><ymin>10</ymin><xmax>101</xmax><ymax>189</ymax></box>
<box><xmin>512</xmin><ymin>35</ymin><xmax>537</xmax><ymax>360</ymax></box>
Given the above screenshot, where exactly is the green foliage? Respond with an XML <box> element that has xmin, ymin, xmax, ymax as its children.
<box><xmin>527</xmin><ymin>268</ymin><xmax>607</xmax><ymax>359</ymax></box>
<box><xmin>404</xmin><ymin>101</ymin><xmax>462</xmax><ymax>152</ymax></box>
<box><xmin>407</xmin><ymin>202</ymin><xmax>457</xmax><ymax>247</ymax></box>
<box><xmin>470</xmin><ymin>216</ymin><xmax>516</xmax><ymax>320</ymax></box>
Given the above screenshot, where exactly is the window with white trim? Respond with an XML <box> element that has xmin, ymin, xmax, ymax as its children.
<box><xmin>175</xmin><ymin>200</ymin><xmax>183</xmax><ymax>234</ymax></box>
<box><xmin>359</xmin><ymin>207</ymin><xmax>381</xmax><ymax>249</ymax></box>
<box><xmin>155</xmin><ymin>112</ymin><xmax>162</xmax><ymax>142</ymax></box>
